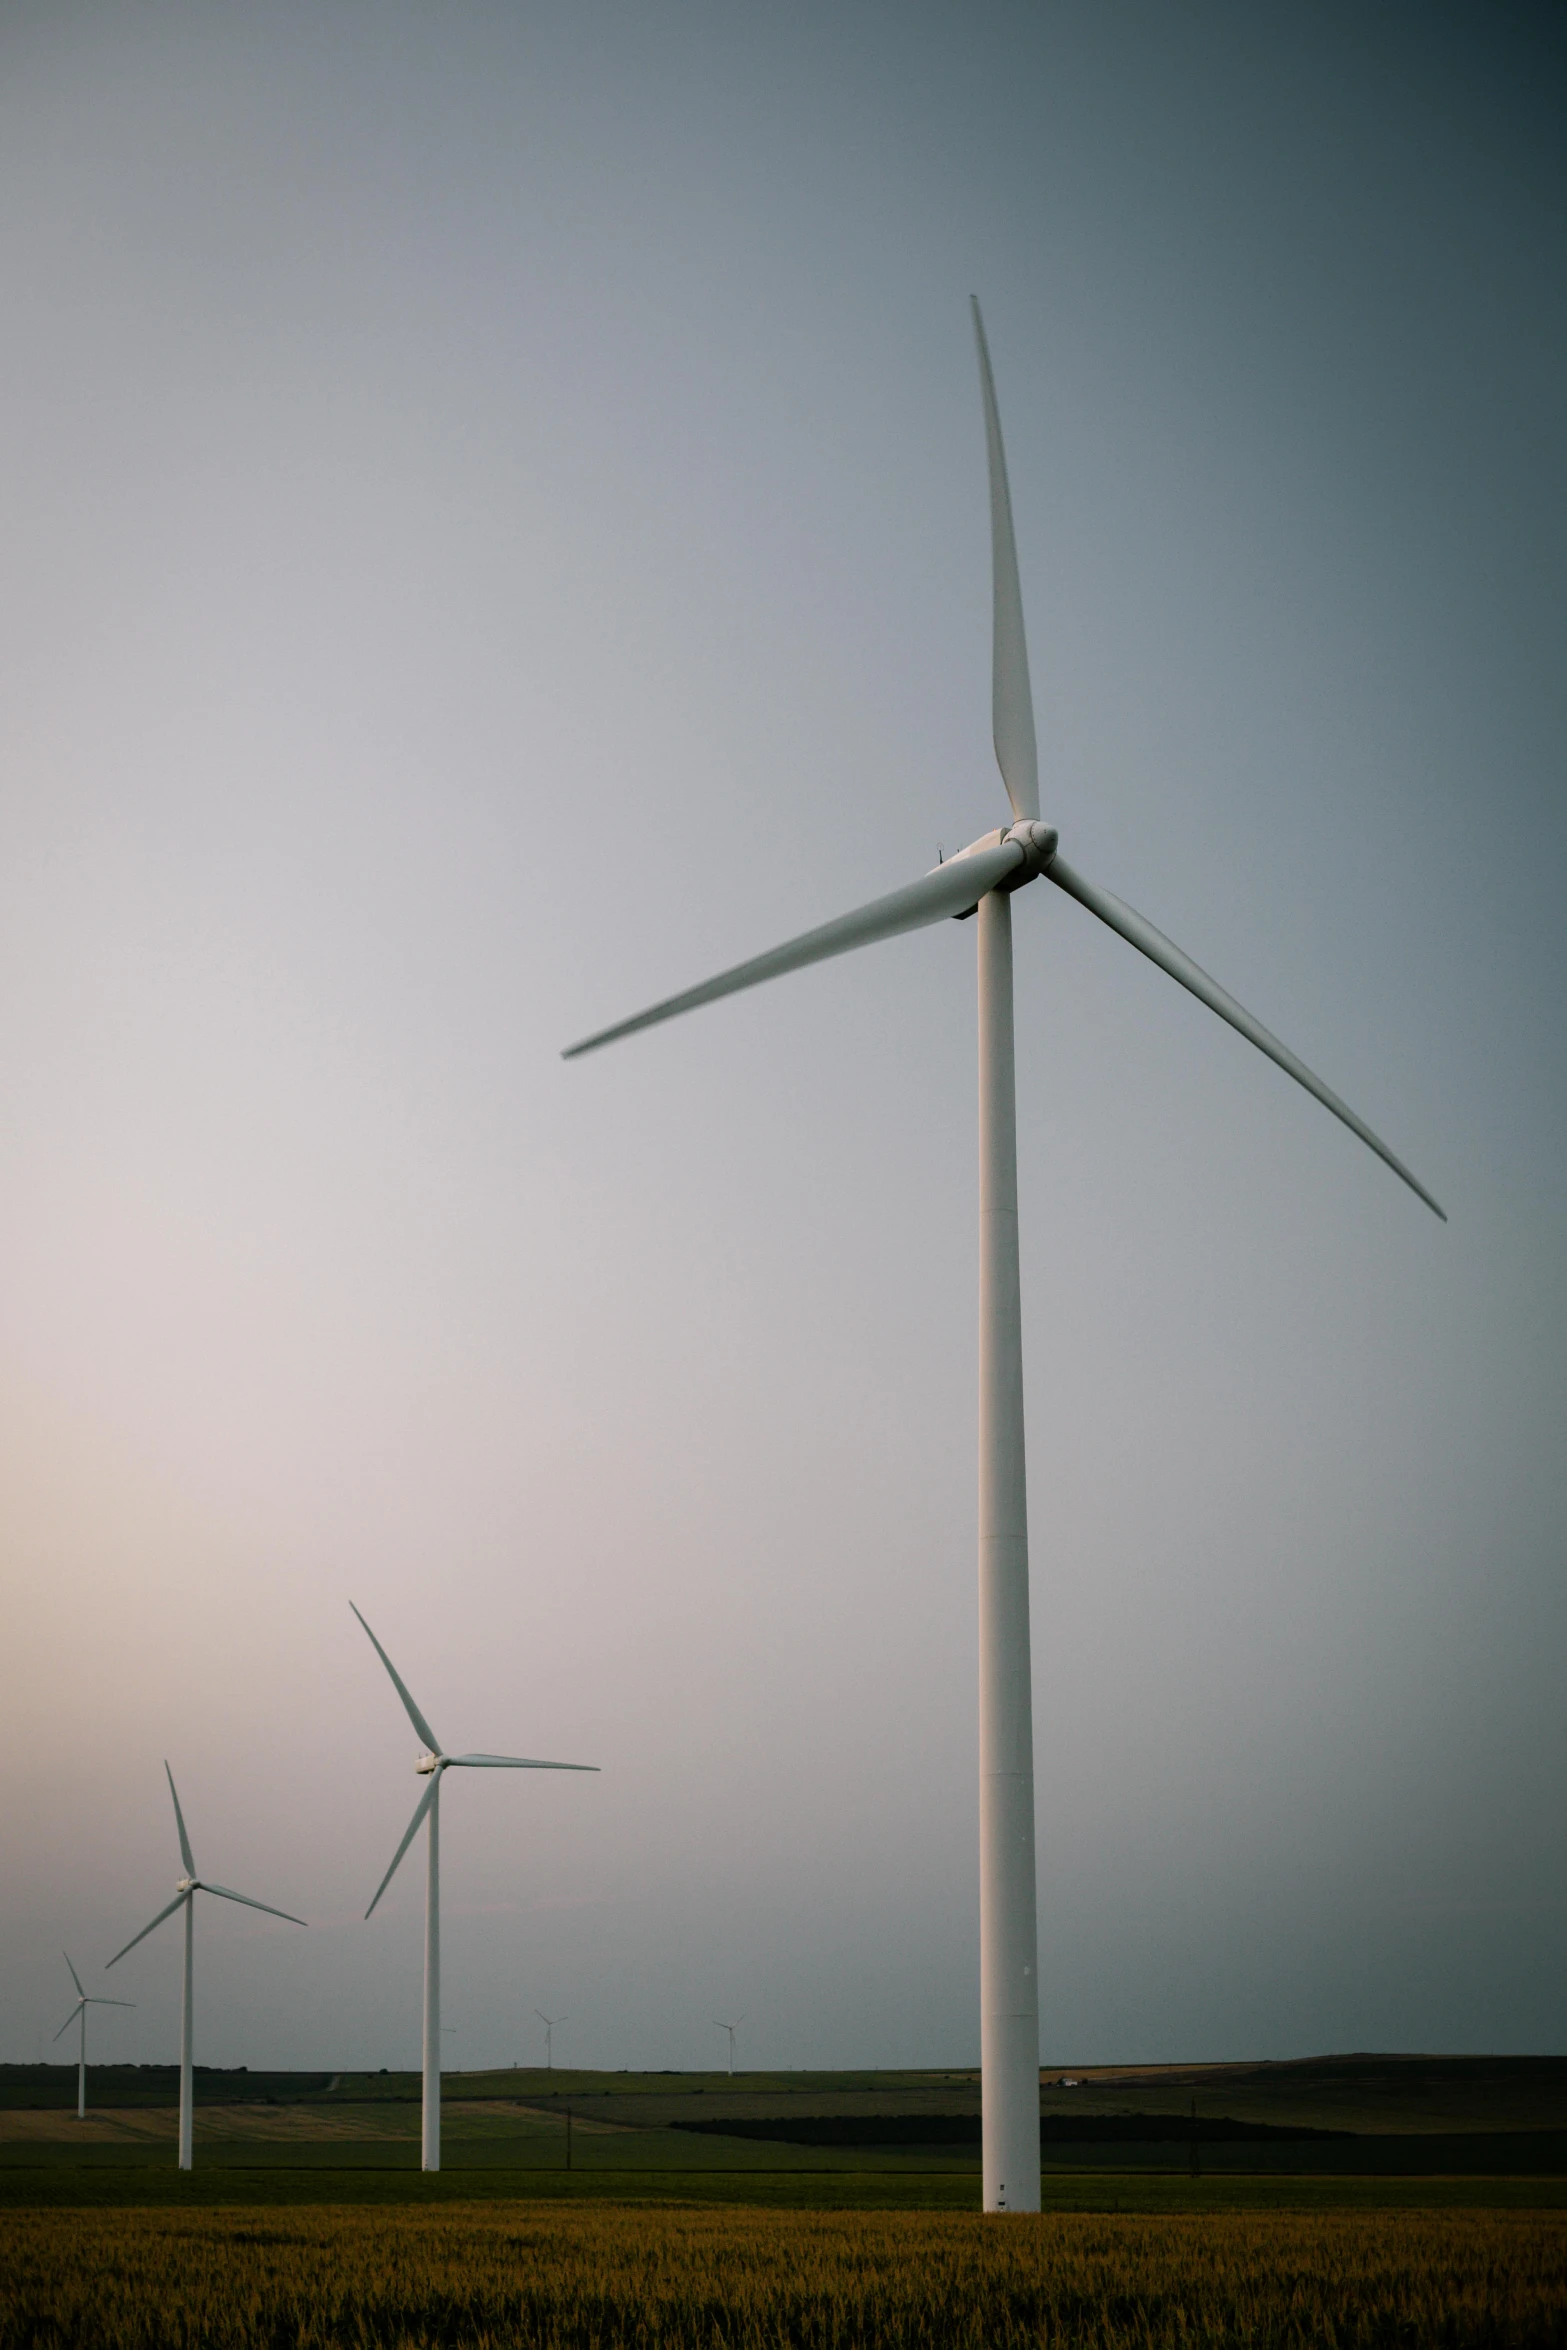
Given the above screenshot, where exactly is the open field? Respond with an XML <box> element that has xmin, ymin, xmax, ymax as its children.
<box><xmin>4</xmin><ymin>2158</ymin><xmax>1565</xmax><ymax>2217</ymax></box>
<box><xmin>9</xmin><ymin>2052</ymin><xmax>1563</xmax><ymax>2133</ymax></box>
<box><xmin>4</xmin><ymin>2203</ymin><xmax>1567</xmax><ymax>2347</ymax></box>
<box><xmin>4</xmin><ymin>2055</ymin><xmax>1562</xmax><ymax>2191</ymax></box>
<box><xmin>5</xmin><ymin>2063</ymin><xmax>1565</xmax><ymax>2345</ymax></box>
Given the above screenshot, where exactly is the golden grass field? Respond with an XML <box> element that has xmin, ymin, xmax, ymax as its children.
<box><xmin>3</xmin><ymin>2202</ymin><xmax>1566</xmax><ymax>2348</ymax></box>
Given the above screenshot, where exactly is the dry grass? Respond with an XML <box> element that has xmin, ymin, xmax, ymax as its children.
<box><xmin>3</xmin><ymin>2201</ymin><xmax>1566</xmax><ymax>2347</ymax></box>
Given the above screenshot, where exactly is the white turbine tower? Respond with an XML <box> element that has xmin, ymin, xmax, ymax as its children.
<box><xmin>564</xmin><ymin>303</ymin><xmax>1444</xmax><ymax>2212</ymax></box>
<box><xmin>535</xmin><ymin>2010</ymin><xmax>566</xmax><ymax>2070</ymax></box>
<box><xmin>352</xmin><ymin>1602</ymin><xmax>599</xmax><ymax>2173</ymax></box>
<box><xmin>105</xmin><ymin>1765</ymin><xmax>306</xmax><ymax>2171</ymax></box>
<box><xmin>715</xmin><ymin>2018</ymin><xmax>742</xmax><ymax>2076</ymax></box>
<box><xmin>53</xmin><ymin>1955</ymin><xmax>133</xmax><ymax>2120</ymax></box>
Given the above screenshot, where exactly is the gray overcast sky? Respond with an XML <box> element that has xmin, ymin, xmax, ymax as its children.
<box><xmin>2</xmin><ymin>0</ymin><xmax>1563</xmax><ymax>2075</ymax></box>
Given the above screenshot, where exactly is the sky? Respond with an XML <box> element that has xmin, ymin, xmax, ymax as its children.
<box><xmin>2</xmin><ymin>0</ymin><xmax>1563</xmax><ymax>2078</ymax></box>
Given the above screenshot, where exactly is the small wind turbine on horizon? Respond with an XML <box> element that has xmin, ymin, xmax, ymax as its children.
<box><xmin>564</xmin><ymin>301</ymin><xmax>1444</xmax><ymax>2212</ymax></box>
<box><xmin>351</xmin><ymin>1602</ymin><xmax>599</xmax><ymax>2172</ymax></box>
<box><xmin>53</xmin><ymin>1954</ymin><xmax>133</xmax><ymax>2120</ymax></box>
<box><xmin>106</xmin><ymin>1765</ymin><xmax>305</xmax><ymax>2171</ymax></box>
<box><xmin>715</xmin><ymin>2018</ymin><xmax>743</xmax><ymax>2076</ymax></box>
<box><xmin>536</xmin><ymin>2010</ymin><xmax>566</xmax><ymax>2069</ymax></box>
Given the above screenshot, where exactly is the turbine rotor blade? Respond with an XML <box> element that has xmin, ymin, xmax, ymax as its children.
<box><xmin>165</xmin><ymin>1764</ymin><xmax>196</xmax><ymax>1877</ymax></box>
<box><xmin>53</xmin><ymin>2007</ymin><xmax>84</xmax><ymax>2041</ymax></box>
<box><xmin>447</xmin><ymin>1753</ymin><xmax>599</xmax><ymax>1771</ymax></box>
<box><xmin>202</xmin><ymin>1882</ymin><xmax>308</xmax><ymax>1928</ymax></box>
<box><xmin>563</xmin><ymin>839</ymin><xmax>1026</xmax><ymax>1059</ymax></box>
<box><xmin>86</xmin><ymin>1998</ymin><xmax>136</xmax><ymax>2010</ymax></box>
<box><xmin>972</xmin><ymin>298</ymin><xmax>1039</xmax><ymax>824</ymax></box>
<box><xmin>1045</xmin><ymin>856</ymin><xmax>1446</xmax><ymax>1219</ymax></box>
<box><xmin>365</xmin><ymin>1776</ymin><xmax>440</xmax><ymax>1921</ymax></box>
<box><xmin>106</xmin><ymin>1890</ymin><xmax>188</xmax><ymax>1970</ymax></box>
<box><xmin>63</xmin><ymin>1952</ymin><xmax>86</xmax><ymax>1999</ymax></box>
<box><xmin>350</xmin><ymin>1603</ymin><xmax>442</xmax><ymax>1755</ymax></box>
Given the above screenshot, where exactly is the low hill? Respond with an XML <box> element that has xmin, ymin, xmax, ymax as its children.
<box><xmin>6</xmin><ymin>2053</ymin><xmax>1561</xmax><ymax>2134</ymax></box>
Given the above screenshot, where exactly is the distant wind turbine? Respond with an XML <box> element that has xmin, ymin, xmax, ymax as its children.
<box><xmin>536</xmin><ymin>2010</ymin><xmax>566</xmax><ymax>2069</ymax></box>
<box><xmin>715</xmin><ymin>2018</ymin><xmax>743</xmax><ymax>2076</ymax></box>
<box><xmin>564</xmin><ymin>301</ymin><xmax>1445</xmax><ymax>2212</ymax></box>
<box><xmin>351</xmin><ymin>1602</ymin><xmax>598</xmax><ymax>2172</ymax></box>
<box><xmin>53</xmin><ymin>1954</ymin><xmax>133</xmax><ymax>2120</ymax></box>
<box><xmin>106</xmin><ymin>1765</ymin><xmax>305</xmax><ymax>2170</ymax></box>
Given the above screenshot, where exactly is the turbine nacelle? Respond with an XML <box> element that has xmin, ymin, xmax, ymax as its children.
<box><xmin>944</xmin><ymin>821</ymin><xmax>1058</xmax><ymax>918</ymax></box>
<box><xmin>415</xmin><ymin>1753</ymin><xmax>442</xmax><ymax>1775</ymax></box>
<box><xmin>945</xmin><ymin>820</ymin><xmax>1056</xmax><ymax>874</ymax></box>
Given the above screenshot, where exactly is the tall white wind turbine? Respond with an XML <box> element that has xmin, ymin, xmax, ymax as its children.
<box><xmin>352</xmin><ymin>1603</ymin><xmax>599</xmax><ymax>2173</ymax></box>
<box><xmin>53</xmin><ymin>1954</ymin><xmax>133</xmax><ymax>2120</ymax></box>
<box><xmin>535</xmin><ymin>2009</ymin><xmax>566</xmax><ymax>2069</ymax></box>
<box><xmin>714</xmin><ymin>2018</ymin><xmax>742</xmax><ymax>2076</ymax></box>
<box><xmin>564</xmin><ymin>303</ymin><xmax>1445</xmax><ymax>2212</ymax></box>
<box><xmin>105</xmin><ymin>1765</ymin><xmax>306</xmax><ymax>2171</ymax></box>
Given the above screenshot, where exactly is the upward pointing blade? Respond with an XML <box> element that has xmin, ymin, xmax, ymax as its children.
<box><xmin>351</xmin><ymin>1603</ymin><xmax>442</xmax><ymax>1755</ymax></box>
<box><xmin>1045</xmin><ymin>855</ymin><xmax>1446</xmax><ymax>1219</ymax></box>
<box><xmin>63</xmin><ymin>1952</ymin><xmax>86</xmax><ymax>2000</ymax></box>
<box><xmin>165</xmin><ymin>1764</ymin><xmax>196</xmax><ymax>1878</ymax></box>
<box><xmin>972</xmin><ymin>297</ymin><xmax>1039</xmax><ymax>825</ymax></box>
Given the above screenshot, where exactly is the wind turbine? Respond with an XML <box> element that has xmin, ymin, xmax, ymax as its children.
<box><xmin>53</xmin><ymin>1955</ymin><xmax>133</xmax><ymax>2120</ymax></box>
<box><xmin>105</xmin><ymin>1765</ymin><xmax>306</xmax><ymax>2171</ymax></box>
<box><xmin>351</xmin><ymin>1602</ymin><xmax>599</xmax><ymax>2172</ymax></box>
<box><xmin>536</xmin><ymin>2009</ymin><xmax>566</xmax><ymax>2069</ymax></box>
<box><xmin>563</xmin><ymin>302</ymin><xmax>1444</xmax><ymax>2212</ymax></box>
<box><xmin>714</xmin><ymin>2018</ymin><xmax>742</xmax><ymax>2076</ymax></box>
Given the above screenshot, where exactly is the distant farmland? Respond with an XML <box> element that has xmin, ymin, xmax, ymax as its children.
<box><xmin>4</xmin><ymin>2052</ymin><xmax>1562</xmax><ymax>2179</ymax></box>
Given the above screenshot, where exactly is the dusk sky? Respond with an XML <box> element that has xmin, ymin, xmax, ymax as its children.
<box><xmin>3</xmin><ymin>0</ymin><xmax>1563</xmax><ymax>2077</ymax></box>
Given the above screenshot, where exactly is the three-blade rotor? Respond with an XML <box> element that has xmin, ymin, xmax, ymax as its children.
<box><xmin>105</xmin><ymin>1767</ymin><xmax>306</xmax><ymax>1969</ymax></box>
<box><xmin>562</xmin><ymin>303</ymin><xmax>1442</xmax><ymax>1222</ymax></box>
<box><xmin>352</xmin><ymin>1605</ymin><xmax>600</xmax><ymax>1919</ymax></box>
<box><xmin>53</xmin><ymin>1952</ymin><xmax>134</xmax><ymax>2039</ymax></box>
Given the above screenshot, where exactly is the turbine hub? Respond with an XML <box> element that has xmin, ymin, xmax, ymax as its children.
<box><xmin>415</xmin><ymin>1753</ymin><xmax>441</xmax><ymax>1775</ymax></box>
<box><xmin>1000</xmin><ymin>820</ymin><xmax>1058</xmax><ymax>887</ymax></box>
